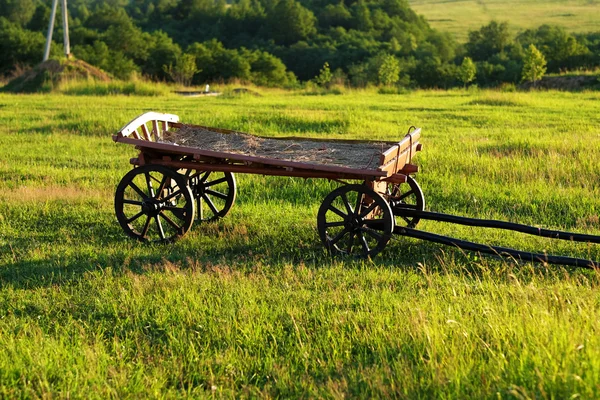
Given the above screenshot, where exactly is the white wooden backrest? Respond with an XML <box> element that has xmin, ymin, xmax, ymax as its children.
<box><xmin>117</xmin><ymin>112</ymin><xmax>180</xmax><ymax>141</ymax></box>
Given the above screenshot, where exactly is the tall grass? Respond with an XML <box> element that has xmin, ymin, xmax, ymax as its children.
<box><xmin>1</xmin><ymin>89</ymin><xmax>600</xmax><ymax>397</ymax></box>
<box><xmin>56</xmin><ymin>78</ymin><xmax>174</xmax><ymax>96</ymax></box>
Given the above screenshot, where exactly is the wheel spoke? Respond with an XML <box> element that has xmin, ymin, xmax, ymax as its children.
<box><xmin>358</xmin><ymin>203</ymin><xmax>377</xmax><ymax>218</ymax></box>
<box><xmin>341</xmin><ymin>193</ymin><xmax>354</xmax><ymax>215</ymax></box>
<box><xmin>189</xmin><ymin>171</ymin><xmax>203</xmax><ymax>180</ymax></box>
<box><xmin>363</xmin><ymin>218</ymin><xmax>384</xmax><ymax>226</ymax></box>
<box><xmin>397</xmin><ymin>189</ymin><xmax>415</xmax><ymax>202</ymax></box>
<box><xmin>205</xmin><ymin>189</ymin><xmax>228</xmax><ymax>200</ymax></box>
<box><xmin>325</xmin><ymin>221</ymin><xmax>345</xmax><ymax>228</ymax></box>
<box><xmin>346</xmin><ymin>232</ymin><xmax>355</xmax><ymax>254</ymax></box>
<box><xmin>328</xmin><ymin>205</ymin><xmax>347</xmax><ymax>219</ymax></box>
<box><xmin>141</xmin><ymin>215</ymin><xmax>152</xmax><ymax>237</ymax></box>
<box><xmin>197</xmin><ymin>196</ymin><xmax>203</xmax><ymax>220</ymax></box>
<box><xmin>199</xmin><ymin>171</ymin><xmax>212</xmax><ymax>184</ymax></box>
<box><xmin>354</xmin><ymin>193</ymin><xmax>363</xmax><ymax>216</ymax></box>
<box><xmin>155</xmin><ymin>216</ymin><xmax>165</xmax><ymax>240</ymax></box>
<box><xmin>145</xmin><ymin>173</ymin><xmax>156</xmax><ymax>198</ymax></box>
<box><xmin>202</xmin><ymin>193</ymin><xmax>220</xmax><ymax>216</ymax></box>
<box><xmin>358</xmin><ymin>232</ymin><xmax>370</xmax><ymax>255</ymax></box>
<box><xmin>126</xmin><ymin>211</ymin><xmax>145</xmax><ymax>224</ymax></box>
<box><xmin>362</xmin><ymin>227</ymin><xmax>383</xmax><ymax>241</ymax></box>
<box><xmin>162</xmin><ymin>189</ymin><xmax>183</xmax><ymax>203</ymax></box>
<box><xmin>129</xmin><ymin>182</ymin><xmax>148</xmax><ymax>200</ymax></box>
<box><xmin>329</xmin><ymin>228</ymin><xmax>349</xmax><ymax>246</ymax></box>
<box><xmin>154</xmin><ymin>175</ymin><xmax>169</xmax><ymax>199</ymax></box>
<box><xmin>122</xmin><ymin>199</ymin><xmax>143</xmax><ymax>206</ymax></box>
<box><xmin>205</xmin><ymin>177</ymin><xmax>228</xmax><ymax>187</ymax></box>
<box><xmin>163</xmin><ymin>206</ymin><xmax>186</xmax><ymax>220</ymax></box>
<box><xmin>159</xmin><ymin>211</ymin><xmax>182</xmax><ymax>232</ymax></box>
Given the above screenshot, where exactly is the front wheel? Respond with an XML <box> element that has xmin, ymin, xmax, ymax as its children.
<box><xmin>115</xmin><ymin>165</ymin><xmax>195</xmax><ymax>243</ymax></box>
<box><xmin>317</xmin><ymin>184</ymin><xmax>395</xmax><ymax>258</ymax></box>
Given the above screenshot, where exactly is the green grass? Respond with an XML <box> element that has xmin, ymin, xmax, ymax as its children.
<box><xmin>1</xmin><ymin>88</ymin><xmax>600</xmax><ymax>397</ymax></box>
<box><xmin>409</xmin><ymin>0</ymin><xmax>600</xmax><ymax>41</ymax></box>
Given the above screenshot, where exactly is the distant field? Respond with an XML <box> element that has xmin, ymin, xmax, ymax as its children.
<box><xmin>2</xmin><ymin>88</ymin><xmax>600</xmax><ymax>397</ymax></box>
<box><xmin>409</xmin><ymin>0</ymin><xmax>600</xmax><ymax>41</ymax></box>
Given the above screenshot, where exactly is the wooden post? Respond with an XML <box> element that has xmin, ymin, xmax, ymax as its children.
<box><xmin>43</xmin><ymin>0</ymin><xmax>59</xmax><ymax>61</ymax></box>
<box><xmin>61</xmin><ymin>0</ymin><xmax>70</xmax><ymax>58</ymax></box>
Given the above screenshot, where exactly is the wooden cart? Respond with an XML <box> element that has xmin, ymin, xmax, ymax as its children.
<box><xmin>114</xmin><ymin>112</ymin><xmax>600</xmax><ymax>268</ymax></box>
<box><xmin>113</xmin><ymin>112</ymin><xmax>424</xmax><ymax>258</ymax></box>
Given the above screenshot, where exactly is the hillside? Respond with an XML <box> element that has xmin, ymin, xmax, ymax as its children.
<box><xmin>2</xmin><ymin>59</ymin><xmax>110</xmax><ymax>93</ymax></box>
<box><xmin>409</xmin><ymin>0</ymin><xmax>600</xmax><ymax>41</ymax></box>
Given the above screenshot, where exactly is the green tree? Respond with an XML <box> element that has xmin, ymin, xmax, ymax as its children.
<box><xmin>352</xmin><ymin>0</ymin><xmax>373</xmax><ymax>31</ymax></box>
<box><xmin>457</xmin><ymin>57</ymin><xmax>476</xmax><ymax>87</ymax></box>
<box><xmin>73</xmin><ymin>40</ymin><xmax>139</xmax><ymax>79</ymax></box>
<box><xmin>0</xmin><ymin>0</ymin><xmax>36</xmax><ymax>27</ymax></box>
<box><xmin>378</xmin><ymin>54</ymin><xmax>400</xmax><ymax>86</ymax></box>
<box><xmin>268</xmin><ymin>0</ymin><xmax>316</xmax><ymax>45</ymax></box>
<box><xmin>466</xmin><ymin>21</ymin><xmax>511</xmax><ymax>61</ymax></box>
<box><xmin>143</xmin><ymin>31</ymin><xmax>182</xmax><ymax>80</ymax></box>
<box><xmin>521</xmin><ymin>44</ymin><xmax>547</xmax><ymax>86</ymax></box>
<box><xmin>163</xmin><ymin>53</ymin><xmax>198</xmax><ymax>86</ymax></box>
<box><xmin>313</xmin><ymin>62</ymin><xmax>332</xmax><ymax>87</ymax></box>
<box><xmin>517</xmin><ymin>25</ymin><xmax>589</xmax><ymax>72</ymax></box>
<box><xmin>250</xmin><ymin>52</ymin><xmax>291</xmax><ymax>87</ymax></box>
<box><xmin>318</xmin><ymin>2</ymin><xmax>352</xmax><ymax>29</ymax></box>
<box><xmin>0</xmin><ymin>17</ymin><xmax>47</xmax><ymax>75</ymax></box>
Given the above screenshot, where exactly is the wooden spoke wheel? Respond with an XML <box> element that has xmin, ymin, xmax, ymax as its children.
<box><xmin>386</xmin><ymin>176</ymin><xmax>425</xmax><ymax>228</ymax></box>
<box><xmin>317</xmin><ymin>184</ymin><xmax>394</xmax><ymax>258</ymax></box>
<box><xmin>115</xmin><ymin>165</ymin><xmax>195</xmax><ymax>243</ymax></box>
<box><xmin>185</xmin><ymin>170</ymin><xmax>237</xmax><ymax>222</ymax></box>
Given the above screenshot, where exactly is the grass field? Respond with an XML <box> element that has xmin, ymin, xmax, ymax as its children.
<box><xmin>1</xmin><ymin>88</ymin><xmax>600</xmax><ymax>397</ymax></box>
<box><xmin>409</xmin><ymin>0</ymin><xmax>600</xmax><ymax>41</ymax></box>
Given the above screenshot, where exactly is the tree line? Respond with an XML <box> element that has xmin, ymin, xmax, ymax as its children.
<box><xmin>1</xmin><ymin>0</ymin><xmax>599</xmax><ymax>88</ymax></box>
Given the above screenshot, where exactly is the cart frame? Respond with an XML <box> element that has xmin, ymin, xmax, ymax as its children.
<box><xmin>113</xmin><ymin>112</ymin><xmax>600</xmax><ymax>269</ymax></box>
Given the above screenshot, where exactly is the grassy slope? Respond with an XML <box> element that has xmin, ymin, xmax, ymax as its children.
<box><xmin>1</xmin><ymin>89</ymin><xmax>600</xmax><ymax>397</ymax></box>
<box><xmin>409</xmin><ymin>0</ymin><xmax>600</xmax><ymax>41</ymax></box>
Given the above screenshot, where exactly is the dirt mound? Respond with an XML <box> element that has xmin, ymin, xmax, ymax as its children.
<box><xmin>520</xmin><ymin>75</ymin><xmax>600</xmax><ymax>91</ymax></box>
<box><xmin>3</xmin><ymin>59</ymin><xmax>111</xmax><ymax>93</ymax></box>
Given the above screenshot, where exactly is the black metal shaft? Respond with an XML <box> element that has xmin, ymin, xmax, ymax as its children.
<box><xmin>393</xmin><ymin>208</ymin><xmax>600</xmax><ymax>244</ymax></box>
<box><xmin>395</xmin><ymin>226</ymin><xmax>597</xmax><ymax>269</ymax></box>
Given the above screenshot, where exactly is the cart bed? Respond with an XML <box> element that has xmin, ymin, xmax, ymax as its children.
<box><xmin>113</xmin><ymin>112</ymin><xmax>421</xmax><ymax>181</ymax></box>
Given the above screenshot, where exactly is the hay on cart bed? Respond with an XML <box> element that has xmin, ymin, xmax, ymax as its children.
<box><xmin>160</xmin><ymin>125</ymin><xmax>388</xmax><ymax>170</ymax></box>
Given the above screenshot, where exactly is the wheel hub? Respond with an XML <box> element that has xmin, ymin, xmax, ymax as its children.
<box><xmin>345</xmin><ymin>216</ymin><xmax>363</xmax><ymax>231</ymax></box>
<box><xmin>142</xmin><ymin>199</ymin><xmax>162</xmax><ymax>217</ymax></box>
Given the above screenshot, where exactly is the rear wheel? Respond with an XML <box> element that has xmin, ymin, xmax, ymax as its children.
<box><xmin>186</xmin><ymin>170</ymin><xmax>236</xmax><ymax>222</ymax></box>
<box><xmin>317</xmin><ymin>184</ymin><xmax>394</xmax><ymax>258</ymax></box>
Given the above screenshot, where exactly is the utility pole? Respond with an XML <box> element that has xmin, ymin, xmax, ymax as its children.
<box><xmin>42</xmin><ymin>0</ymin><xmax>71</xmax><ymax>61</ymax></box>
<box><xmin>43</xmin><ymin>0</ymin><xmax>58</xmax><ymax>61</ymax></box>
<box><xmin>61</xmin><ymin>0</ymin><xmax>71</xmax><ymax>58</ymax></box>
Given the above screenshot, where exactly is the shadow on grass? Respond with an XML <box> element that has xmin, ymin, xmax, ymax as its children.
<box><xmin>2</xmin><ymin>224</ymin><xmax>590</xmax><ymax>291</ymax></box>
